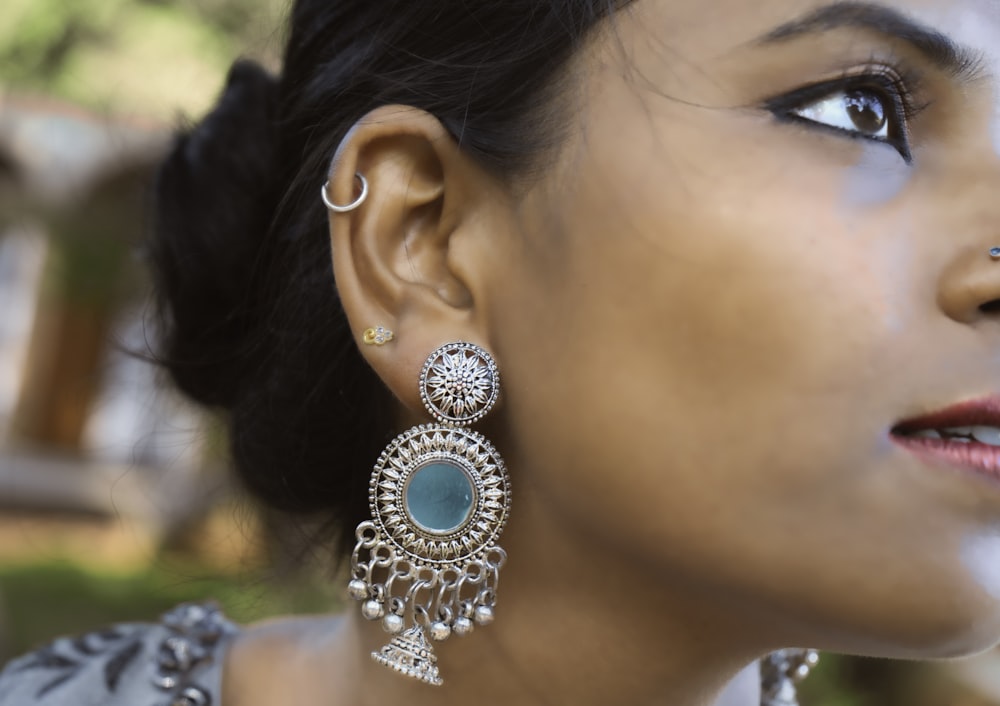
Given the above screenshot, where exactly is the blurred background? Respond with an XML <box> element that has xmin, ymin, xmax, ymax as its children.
<box><xmin>0</xmin><ymin>0</ymin><xmax>337</xmax><ymax>668</ymax></box>
<box><xmin>0</xmin><ymin>1</ymin><xmax>998</xmax><ymax>704</ymax></box>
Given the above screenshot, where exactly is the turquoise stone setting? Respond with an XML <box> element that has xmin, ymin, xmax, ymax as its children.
<box><xmin>404</xmin><ymin>462</ymin><xmax>475</xmax><ymax>534</ymax></box>
<box><xmin>368</xmin><ymin>425</ymin><xmax>510</xmax><ymax>563</ymax></box>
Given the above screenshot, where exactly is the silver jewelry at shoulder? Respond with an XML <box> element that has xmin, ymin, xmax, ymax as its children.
<box><xmin>153</xmin><ymin>603</ymin><xmax>238</xmax><ymax>705</ymax></box>
<box><xmin>321</xmin><ymin>172</ymin><xmax>368</xmax><ymax>212</ymax></box>
<box><xmin>347</xmin><ymin>341</ymin><xmax>510</xmax><ymax>687</ymax></box>
<box><xmin>760</xmin><ymin>648</ymin><xmax>820</xmax><ymax>706</ymax></box>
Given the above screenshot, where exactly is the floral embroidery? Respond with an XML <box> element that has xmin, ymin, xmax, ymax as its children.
<box><xmin>152</xmin><ymin>603</ymin><xmax>236</xmax><ymax>706</ymax></box>
<box><xmin>8</xmin><ymin>627</ymin><xmax>143</xmax><ymax>700</ymax></box>
<box><xmin>1</xmin><ymin>602</ymin><xmax>235</xmax><ymax>706</ymax></box>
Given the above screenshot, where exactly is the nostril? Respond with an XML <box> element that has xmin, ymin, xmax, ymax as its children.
<box><xmin>980</xmin><ymin>299</ymin><xmax>1000</xmax><ymax>314</ymax></box>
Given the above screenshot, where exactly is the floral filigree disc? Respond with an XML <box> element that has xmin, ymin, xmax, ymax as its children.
<box><xmin>419</xmin><ymin>342</ymin><xmax>500</xmax><ymax>425</ymax></box>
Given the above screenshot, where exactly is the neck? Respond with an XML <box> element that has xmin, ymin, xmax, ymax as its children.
<box><xmin>343</xmin><ymin>490</ymin><xmax>772</xmax><ymax>706</ymax></box>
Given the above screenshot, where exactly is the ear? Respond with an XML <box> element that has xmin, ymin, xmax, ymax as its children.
<box><xmin>325</xmin><ymin>105</ymin><xmax>508</xmax><ymax>414</ymax></box>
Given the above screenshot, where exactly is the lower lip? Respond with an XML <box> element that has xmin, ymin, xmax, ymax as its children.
<box><xmin>891</xmin><ymin>436</ymin><xmax>1000</xmax><ymax>481</ymax></box>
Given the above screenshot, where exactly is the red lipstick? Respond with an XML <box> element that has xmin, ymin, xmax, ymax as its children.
<box><xmin>891</xmin><ymin>396</ymin><xmax>1000</xmax><ymax>479</ymax></box>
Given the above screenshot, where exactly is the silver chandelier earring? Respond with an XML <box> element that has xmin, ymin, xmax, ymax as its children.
<box><xmin>347</xmin><ymin>342</ymin><xmax>511</xmax><ymax>686</ymax></box>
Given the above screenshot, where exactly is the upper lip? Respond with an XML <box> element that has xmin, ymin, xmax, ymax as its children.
<box><xmin>892</xmin><ymin>395</ymin><xmax>1000</xmax><ymax>434</ymax></box>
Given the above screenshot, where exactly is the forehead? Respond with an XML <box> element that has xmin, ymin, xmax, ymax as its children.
<box><xmin>625</xmin><ymin>0</ymin><xmax>1000</xmax><ymax>58</ymax></box>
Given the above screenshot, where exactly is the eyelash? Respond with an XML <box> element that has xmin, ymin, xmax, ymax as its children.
<box><xmin>765</xmin><ymin>62</ymin><xmax>930</xmax><ymax>163</ymax></box>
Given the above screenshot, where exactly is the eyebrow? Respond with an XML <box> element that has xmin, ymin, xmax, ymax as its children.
<box><xmin>756</xmin><ymin>1</ymin><xmax>987</xmax><ymax>82</ymax></box>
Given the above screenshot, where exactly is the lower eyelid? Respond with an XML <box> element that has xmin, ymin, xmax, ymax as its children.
<box><xmin>775</xmin><ymin>113</ymin><xmax>913</xmax><ymax>163</ymax></box>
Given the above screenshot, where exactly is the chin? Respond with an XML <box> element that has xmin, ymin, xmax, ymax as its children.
<box><xmin>818</xmin><ymin>601</ymin><xmax>1000</xmax><ymax>660</ymax></box>
<box><xmin>892</xmin><ymin>585</ymin><xmax>1000</xmax><ymax>659</ymax></box>
<box><xmin>903</xmin><ymin>620</ymin><xmax>1000</xmax><ymax>660</ymax></box>
<box><xmin>765</xmin><ymin>573</ymin><xmax>1000</xmax><ymax>661</ymax></box>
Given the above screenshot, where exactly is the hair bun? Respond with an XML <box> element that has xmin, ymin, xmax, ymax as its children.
<box><xmin>150</xmin><ymin>59</ymin><xmax>280</xmax><ymax>408</ymax></box>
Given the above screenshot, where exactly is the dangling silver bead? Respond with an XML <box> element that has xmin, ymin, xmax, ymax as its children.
<box><xmin>382</xmin><ymin>613</ymin><xmax>405</xmax><ymax>634</ymax></box>
<box><xmin>361</xmin><ymin>600</ymin><xmax>385</xmax><ymax>620</ymax></box>
<box><xmin>429</xmin><ymin>621</ymin><xmax>452</xmax><ymax>641</ymax></box>
<box><xmin>473</xmin><ymin>605</ymin><xmax>495</xmax><ymax>626</ymax></box>
<box><xmin>452</xmin><ymin>616</ymin><xmax>474</xmax><ymax>636</ymax></box>
<box><xmin>347</xmin><ymin>579</ymin><xmax>369</xmax><ymax>601</ymax></box>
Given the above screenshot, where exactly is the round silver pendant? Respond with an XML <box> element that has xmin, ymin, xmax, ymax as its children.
<box><xmin>419</xmin><ymin>342</ymin><xmax>500</xmax><ymax>426</ymax></box>
<box><xmin>369</xmin><ymin>425</ymin><xmax>510</xmax><ymax>565</ymax></box>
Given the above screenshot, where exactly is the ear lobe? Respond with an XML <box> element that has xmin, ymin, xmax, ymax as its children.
<box><xmin>326</xmin><ymin>106</ymin><xmax>500</xmax><ymax>409</ymax></box>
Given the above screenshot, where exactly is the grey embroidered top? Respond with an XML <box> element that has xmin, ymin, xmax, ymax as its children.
<box><xmin>0</xmin><ymin>603</ymin><xmax>237</xmax><ymax>706</ymax></box>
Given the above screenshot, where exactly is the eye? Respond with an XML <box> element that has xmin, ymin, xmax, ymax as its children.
<box><xmin>766</xmin><ymin>66</ymin><xmax>924</xmax><ymax>163</ymax></box>
<box><xmin>792</xmin><ymin>88</ymin><xmax>893</xmax><ymax>140</ymax></box>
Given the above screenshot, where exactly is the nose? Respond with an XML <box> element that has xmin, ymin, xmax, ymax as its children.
<box><xmin>937</xmin><ymin>246</ymin><xmax>1000</xmax><ymax>323</ymax></box>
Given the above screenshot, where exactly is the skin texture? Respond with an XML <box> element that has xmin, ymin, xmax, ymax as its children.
<box><xmin>223</xmin><ymin>0</ymin><xmax>1000</xmax><ymax>704</ymax></box>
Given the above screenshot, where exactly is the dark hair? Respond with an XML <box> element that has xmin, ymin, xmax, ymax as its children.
<box><xmin>149</xmin><ymin>0</ymin><xmax>632</xmax><ymax>555</ymax></box>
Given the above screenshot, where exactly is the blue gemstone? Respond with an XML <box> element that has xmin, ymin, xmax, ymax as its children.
<box><xmin>405</xmin><ymin>462</ymin><xmax>474</xmax><ymax>533</ymax></box>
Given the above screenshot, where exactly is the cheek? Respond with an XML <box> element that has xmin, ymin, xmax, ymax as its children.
<box><xmin>500</xmin><ymin>89</ymin><xmax>907</xmax><ymax>488</ymax></box>
<box><xmin>501</xmin><ymin>125</ymin><xmax>912</xmax><ymax>547</ymax></box>
<box><xmin>962</xmin><ymin>530</ymin><xmax>1000</xmax><ymax>601</ymax></box>
<box><xmin>491</xmin><ymin>89</ymin><xmax>1000</xmax><ymax>654</ymax></box>
<box><xmin>841</xmin><ymin>141</ymin><xmax>915</xmax><ymax>208</ymax></box>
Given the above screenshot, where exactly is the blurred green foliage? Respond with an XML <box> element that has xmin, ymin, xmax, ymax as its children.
<box><xmin>0</xmin><ymin>0</ymin><xmax>285</xmax><ymax>118</ymax></box>
<box><xmin>0</xmin><ymin>557</ymin><xmax>338</xmax><ymax>660</ymax></box>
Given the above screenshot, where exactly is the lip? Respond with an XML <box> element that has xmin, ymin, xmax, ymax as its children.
<box><xmin>893</xmin><ymin>396</ymin><xmax>1000</xmax><ymax>434</ymax></box>
<box><xmin>891</xmin><ymin>395</ymin><xmax>1000</xmax><ymax>481</ymax></box>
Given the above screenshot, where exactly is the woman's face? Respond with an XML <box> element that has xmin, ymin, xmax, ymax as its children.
<box><xmin>484</xmin><ymin>0</ymin><xmax>1000</xmax><ymax>657</ymax></box>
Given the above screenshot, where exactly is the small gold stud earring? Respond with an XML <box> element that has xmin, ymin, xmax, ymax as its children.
<box><xmin>363</xmin><ymin>327</ymin><xmax>394</xmax><ymax>346</ymax></box>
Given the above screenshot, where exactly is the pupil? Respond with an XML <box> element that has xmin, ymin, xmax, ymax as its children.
<box><xmin>845</xmin><ymin>90</ymin><xmax>886</xmax><ymax>134</ymax></box>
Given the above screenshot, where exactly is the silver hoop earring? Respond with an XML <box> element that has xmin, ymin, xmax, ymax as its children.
<box><xmin>321</xmin><ymin>173</ymin><xmax>368</xmax><ymax>212</ymax></box>
<box><xmin>347</xmin><ymin>342</ymin><xmax>510</xmax><ymax>686</ymax></box>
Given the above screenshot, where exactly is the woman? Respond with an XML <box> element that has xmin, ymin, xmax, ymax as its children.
<box><xmin>4</xmin><ymin>0</ymin><xmax>1000</xmax><ymax>704</ymax></box>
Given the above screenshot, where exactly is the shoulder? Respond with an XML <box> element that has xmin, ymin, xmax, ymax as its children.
<box><xmin>222</xmin><ymin>613</ymin><xmax>354</xmax><ymax>706</ymax></box>
<box><xmin>0</xmin><ymin>603</ymin><xmax>238</xmax><ymax>706</ymax></box>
